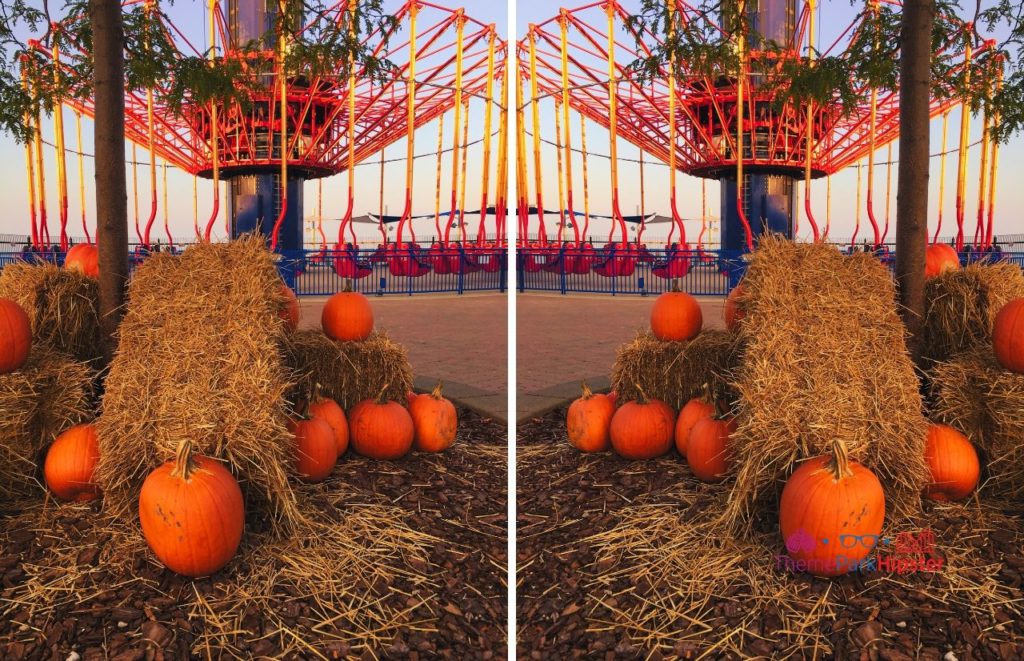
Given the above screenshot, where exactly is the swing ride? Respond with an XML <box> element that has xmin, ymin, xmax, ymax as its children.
<box><xmin>15</xmin><ymin>0</ymin><xmax>507</xmax><ymax>290</ymax></box>
<box><xmin>517</xmin><ymin>0</ymin><xmax>1006</xmax><ymax>291</ymax></box>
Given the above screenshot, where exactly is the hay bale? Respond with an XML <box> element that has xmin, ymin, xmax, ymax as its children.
<box><xmin>283</xmin><ymin>329</ymin><xmax>413</xmax><ymax>410</ymax></box>
<box><xmin>610</xmin><ymin>330</ymin><xmax>740</xmax><ymax>411</ymax></box>
<box><xmin>0</xmin><ymin>347</ymin><xmax>94</xmax><ymax>502</ymax></box>
<box><xmin>726</xmin><ymin>237</ymin><xmax>929</xmax><ymax>529</ymax></box>
<box><xmin>923</xmin><ymin>261</ymin><xmax>1024</xmax><ymax>363</ymax></box>
<box><xmin>930</xmin><ymin>347</ymin><xmax>1024</xmax><ymax>500</ymax></box>
<box><xmin>95</xmin><ymin>237</ymin><xmax>301</xmax><ymax>529</ymax></box>
<box><xmin>0</xmin><ymin>261</ymin><xmax>101</xmax><ymax>364</ymax></box>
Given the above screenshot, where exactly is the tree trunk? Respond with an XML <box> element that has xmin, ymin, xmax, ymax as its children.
<box><xmin>89</xmin><ymin>0</ymin><xmax>129</xmax><ymax>363</ymax></box>
<box><xmin>895</xmin><ymin>0</ymin><xmax>934</xmax><ymax>365</ymax></box>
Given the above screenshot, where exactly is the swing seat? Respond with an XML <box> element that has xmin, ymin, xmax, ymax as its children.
<box><xmin>333</xmin><ymin>244</ymin><xmax>373</xmax><ymax>280</ymax></box>
<box><xmin>593</xmin><ymin>244</ymin><xmax>637</xmax><ymax>277</ymax></box>
<box><xmin>430</xmin><ymin>244</ymin><xmax>453</xmax><ymax>275</ymax></box>
<box><xmin>386</xmin><ymin>243</ymin><xmax>432</xmax><ymax>277</ymax></box>
<box><xmin>652</xmin><ymin>244</ymin><xmax>691</xmax><ymax>279</ymax></box>
<box><xmin>477</xmin><ymin>244</ymin><xmax>503</xmax><ymax>273</ymax></box>
<box><xmin>569</xmin><ymin>245</ymin><xmax>595</xmax><ymax>275</ymax></box>
<box><xmin>522</xmin><ymin>242</ymin><xmax>545</xmax><ymax>273</ymax></box>
<box><xmin>541</xmin><ymin>246</ymin><xmax>567</xmax><ymax>273</ymax></box>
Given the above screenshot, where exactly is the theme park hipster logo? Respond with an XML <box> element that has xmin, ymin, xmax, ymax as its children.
<box><xmin>776</xmin><ymin>528</ymin><xmax>946</xmax><ymax>575</ymax></box>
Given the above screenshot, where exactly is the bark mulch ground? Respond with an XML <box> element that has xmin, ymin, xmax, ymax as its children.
<box><xmin>1</xmin><ymin>406</ymin><xmax>506</xmax><ymax>660</ymax></box>
<box><xmin>517</xmin><ymin>406</ymin><xmax>1024</xmax><ymax>660</ymax></box>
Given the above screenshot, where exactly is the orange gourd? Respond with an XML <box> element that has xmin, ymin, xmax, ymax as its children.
<box><xmin>322</xmin><ymin>287</ymin><xmax>373</xmax><ymax>341</ymax></box>
<box><xmin>309</xmin><ymin>397</ymin><xmax>349</xmax><ymax>456</ymax></box>
<box><xmin>279</xmin><ymin>284</ymin><xmax>300</xmax><ymax>331</ymax></box>
<box><xmin>44</xmin><ymin>423</ymin><xmax>101</xmax><ymax>502</ymax></box>
<box><xmin>609</xmin><ymin>385</ymin><xmax>674</xmax><ymax>460</ymax></box>
<box><xmin>566</xmin><ymin>382</ymin><xmax>615</xmax><ymax>453</ymax></box>
<box><xmin>138</xmin><ymin>441</ymin><xmax>244</xmax><ymax>577</ymax></box>
<box><xmin>779</xmin><ymin>441</ymin><xmax>885</xmax><ymax>577</ymax></box>
<box><xmin>0</xmin><ymin>297</ymin><xmax>31</xmax><ymax>374</ymax></box>
<box><xmin>924</xmin><ymin>244</ymin><xmax>960</xmax><ymax>279</ymax></box>
<box><xmin>686</xmin><ymin>416</ymin><xmax>735</xmax><ymax>481</ymax></box>
<box><xmin>724</xmin><ymin>283</ymin><xmax>745</xmax><ymax>331</ymax></box>
<box><xmin>923</xmin><ymin>424</ymin><xmax>980</xmax><ymax>502</ymax></box>
<box><xmin>992</xmin><ymin>298</ymin><xmax>1024</xmax><ymax>374</ymax></box>
<box><xmin>289</xmin><ymin>417</ymin><xmax>338</xmax><ymax>482</ymax></box>
<box><xmin>675</xmin><ymin>397</ymin><xmax>715</xmax><ymax>456</ymax></box>
<box><xmin>650</xmin><ymin>286</ymin><xmax>702</xmax><ymax>342</ymax></box>
<box><xmin>64</xmin><ymin>243</ymin><xmax>99</xmax><ymax>278</ymax></box>
<box><xmin>349</xmin><ymin>385</ymin><xmax>414</xmax><ymax>460</ymax></box>
<box><xmin>408</xmin><ymin>382</ymin><xmax>458</xmax><ymax>452</ymax></box>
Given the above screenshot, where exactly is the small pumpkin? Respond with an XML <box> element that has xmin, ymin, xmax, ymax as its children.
<box><xmin>650</xmin><ymin>285</ymin><xmax>702</xmax><ymax>342</ymax></box>
<box><xmin>408</xmin><ymin>382</ymin><xmax>458</xmax><ymax>452</ymax></box>
<box><xmin>924</xmin><ymin>244</ymin><xmax>960</xmax><ymax>279</ymax></box>
<box><xmin>609</xmin><ymin>385</ymin><xmax>674</xmax><ymax>460</ymax></box>
<box><xmin>686</xmin><ymin>416</ymin><xmax>735</xmax><ymax>481</ymax></box>
<box><xmin>44</xmin><ymin>423</ymin><xmax>101</xmax><ymax>502</ymax></box>
<box><xmin>566</xmin><ymin>382</ymin><xmax>615</xmax><ymax>453</ymax></box>
<box><xmin>778</xmin><ymin>441</ymin><xmax>885</xmax><ymax>577</ymax></box>
<box><xmin>349</xmin><ymin>385</ymin><xmax>415</xmax><ymax>460</ymax></box>
<box><xmin>64</xmin><ymin>243</ymin><xmax>99</xmax><ymax>278</ymax></box>
<box><xmin>309</xmin><ymin>397</ymin><xmax>349</xmax><ymax>455</ymax></box>
<box><xmin>0</xmin><ymin>297</ymin><xmax>31</xmax><ymax>374</ymax></box>
<box><xmin>992</xmin><ymin>298</ymin><xmax>1024</xmax><ymax>374</ymax></box>
<box><xmin>138</xmin><ymin>441</ymin><xmax>244</xmax><ymax>578</ymax></box>
<box><xmin>724</xmin><ymin>283</ymin><xmax>745</xmax><ymax>331</ymax></box>
<box><xmin>675</xmin><ymin>397</ymin><xmax>715</xmax><ymax>456</ymax></box>
<box><xmin>289</xmin><ymin>417</ymin><xmax>338</xmax><ymax>482</ymax></box>
<box><xmin>322</xmin><ymin>286</ymin><xmax>373</xmax><ymax>341</ymax></box>
<box><xmin>923</xmin><ymin>424</ymin><xmax>980</xmax><ymax>502</ymax></box>
<box><xmin>279</xmin><ymin>283</ymin><xmax>300</xmax><ymax>331</ymax></box>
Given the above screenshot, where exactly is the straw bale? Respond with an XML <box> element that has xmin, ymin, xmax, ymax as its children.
<box><xmin>610</xmin><ymin>330</ymin><xmax>741</xmax><ymax>410</ymax></box>
<box><xmin>930</xmin><ymin>347</ymin><xmax>1024</xmax><ymax>499</ymax></box>
<box><xmin>283</xmin><ymin>329</ymin><xmax>413</xmax><ymax>410</ymax></box>
<box><xmin>725</xmin><ymin>236</ymin><xmax>929</xmax><ymax>529</ymax></box>
<box><xmin>923</xmin><ymin>261</ymin><xmax>1024</xmax><ymax>364</ymax></box>
<box><xmin>0</xmin><ymin>261</ymin><xmax>101</xmax><ymax>364</ymax></box>
<box><xmin>94</xmin><ymin>237</ymin><xmax>301</xmax><ymax>529</ymax></box>
<box><xmin>0</xmin><ymin>347</ymin><xmax>94</xmax><ymax>502</ymax></box>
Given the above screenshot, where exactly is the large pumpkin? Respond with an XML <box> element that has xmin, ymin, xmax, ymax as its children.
<box><xmin>686</xmin><ymin>416</ymin><xmax>734</xmax><ymax>481</ymax></box>
<box><xmin>924</xmin><ymin>244</ymin><xmax>960</xmax><ymax>279</ymax></box>
<box><xmin>138</xmin><ymin>442</ymin><xmax>244</xmax><ymax>577</ymax></box>
<box><xmin>724</xmin><ymin>283</ymin><xmax>746</xmax><ymax>331</ymax></box>
<box><xmin>609</xmin><ymin>386</ymin><xmax>674</xmax><ymax>460</ymax></box>
<box><xmin>289</xmin><ymin>417</ymin><xmax>338</xmax><ymax>482</ymax></box>
<box><xmin>322</xmin><ymin>289</ymin><xmax>373</xmax><ymax>341</ymax></box>
<box><xmin>408</xmin><ymin>382</ymin><xmax>458</xmax><ymax>452</ymax></box>
<box><xmin>279</xmin><ymin>284</ymin><xmax>300</xmax><ymax>331</ymax></box>
<box><xmin>349</xmin><ymin>386</ymin><xmax>415</xmax><ymax>459</ymax></box>
<box><xmin>923</xmin><ymin>424</ymin><xmax>980</xmax><ymax>502</ymax></box>
<box><xmin>779</xmin><ymin>441</ymin><xmax>885</xmax><ymax>577</ymax></box>
<box><xmin>650</xmin><ymin>287</ymin><xmax>702</xmax><ymax>342</ymax></box>
<box><xmin>64</xmin><ymin>243</ymin><xmax>99</xmax><ymax>278</ymax></box>
<box><xmin>309</xmin><ymin>397</ymin><xmax>349</xmax><ymax>455</ymax></box>
<box><xmin>0</xmin><ymin>297</ymin><xmax>31</xmax><ymax>374</ymax></box>
<box><xmin>566</xmin><ymin>382</ymin><xmax>615</xmax><ymax>453</ymax></box>
<box><xmin>992</xmin><ymin>298</ymin><xmax>1024</xmax><ymax>374</ymax></box>
<box><xmin>674</xmin><ymin>397</ymin><xmax>715</xmax><ymax>456</ymax></box>
<box><xmin>44</xmin><ymin>423</ymin><xmax>101</xmax><ymax>502</ymax></box>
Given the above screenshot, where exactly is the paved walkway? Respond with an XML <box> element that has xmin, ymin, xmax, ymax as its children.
<box><xmin>298</xmin><ymin>293</ymin><xmax>508</xmax><ymax>421</ymax></box>
<box><xmin>515</xmin><ymin>293</ymin><xmax>726</xmax><ymax>421</ymax></box>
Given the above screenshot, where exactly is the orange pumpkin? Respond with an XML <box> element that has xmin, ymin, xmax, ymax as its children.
<box><xmin>0</xmin><ymin>297</ymin><xmax>31</xmax><ymax>374</ymax></box>
<box><xmin>609</xmin><ymin>386</ymin><xmax>674</xmax><ymax>460</ymax></box>
<box><xmin>992</xmin><ymin>298</ymin><xmax>1024</xmax><ymax>374</ymax></box>
<box><xmin>289</xmin><ymin>417</ymin><xmax>338</xmax><ymax>482</ymax></box>
<box><xmin>138</xmin><ymin>442</ymin><xmax>244</xmax><ymax>577</ymax></box>
<box><xmin>675</xmin><ymin>397</ymin><xmax>715</xmax><ymax>456</ymax></box>
<box><xmin>322</xmin><ymin>289</ymin><xmax>373</xmax><ymax>341</ymax></box>
<box><xmin>349</xmin><ymin>385</ymin><xmax>414</xmax><ymax>460</ymax></box>
<box><xmin>64</xmin><ymin>243</ymin><xmax>99</xmax><ymax>278</ymax></box>
<box><xmin>408</xmin><ymin>382</ymin><xmax>458</xmax><ymax>452</ymax></box>
<box><xmin>686</xmin><ymin>416</ymin><xmax>735</xmax><ymax>481</ymax></box>
<box><xmin>279</xmin><ymin>284</ymin><xmax>300</xmax><ymax>331</ymax></box>
<box><xmin>779</xmin><ymin>441</ymin><xmax>885</xmax><ymax>577</ymax></box>
<box><xmin>309</xmin><ymin>397</ymin><xmax>349</xmax><ymax>455</ymax></box>
<box><xmin>650</xmin><ymin>287</ymin><xmax>702</xmax><ymax>342</ymax></box>
<box><xmin>566</xmin><ymin>382</ymin><xmax>615</xmax><ymax>453</ymax></box>
<box><xmin>724</xmin><ymin>283</ymin><xmax>746</xmax><ymax>331</ymax></box>
<box><xmin>924</xmin><ymin>244</ymin><xmax>960</xmax><ymax>279</ymax></box>
<box><xmin>923</xmin><ymin>424</ymin><xmax>980</xmax><ymax>502</ymax></box>
<box><xmin>44</xmin><ymin>423</ymin><xmax>101</xmax><ymax>502</ymax></box>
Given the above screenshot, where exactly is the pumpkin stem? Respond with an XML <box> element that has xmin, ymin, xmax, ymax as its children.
<box><xmin>343</xmin><ymin>279</ymin><xmax>354</xmax><ymax>293</ymax></box>
<box><xmin>171</xmin><ymin>439</ymin><xmax>197</xmax><ymax>480</ymax></box>
<box><xmin>670</xmin><ymin>279</ymin><xmax>681</xmax><ymax>292</ymax></box>
<box><xmin>634</xmin><ymin>383</ymin><xmax>649</xmax><ymax>405</ymax></box>
<box><xmin>376</xmin><ymin>383</ymin><xmax>390</xmax><ymax>404</ymax></box>
<box><xmin>431</xmin><ymin>381</ymin><xmax>444</xmax><ymax>399</ymax></box>
<box><xmin>580</xmin><ymin>381</ymin><xmax>593</xmax><ymax>399</ymax></box>
<box><xmin>829</xmin><ymin>439</ymin><xmax>854</xmax><ymax>480</ymax></box>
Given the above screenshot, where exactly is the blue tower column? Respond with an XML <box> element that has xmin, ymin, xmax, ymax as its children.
<box><xmin>227</xmin><ymin>175</ymin><xmax>305</xmax><ymax>287</ymax></box>
<box><xmin>720</xmin><ymin>173</ymin><xmax>797</xmax><ymax>251</ymax></box>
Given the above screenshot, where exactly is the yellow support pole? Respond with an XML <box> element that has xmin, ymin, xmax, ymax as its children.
<box><xmin>74</xmin><ymin>111</ymin><xmax>90</xmax><ymax>243</ymax></box>
<box><xmin>554</xmin><ymin>98</ymin><xmax>566</xmax><ymax>243</ymax></box>
<box><xmin>204</xmin><ymin>0</ymin><xmax>220</xmax><ymax>241</ymax></box>
<box><xmin>399</xmin><ymin>1</ymin><xmax>418</xmax><ymax>245</ymax></box>
<box><xmin>52</xmin><ymin>38</ymin><xmax>70</xmax><ymax>250</ymax></box>
<box><xmin>132</xmin><ymin>142</ymin><xmax>140</xmax><ymax>244</ymax></box>
<box><xmin>434</xmin><ymin>117</ymin><xmax>445</xmax><ymax>242</ymax></box>
<box><xmin>986</xmin><ymin>65</ymin><xmax>1002</xmax><ymax>248</ymax></box>
<box><xmin>559</xmin><ymin>10</ymin><xmax>577</xmax><ymax>244</ymax></box>
<box><xmin>579</xmin><ymin>112</ymin><xmax>591</xmax><ymax>242</ymax></box>
<box><xmin>528</xmin><ymin>26</ymin><xmax>546</xmax><ymax>245</ymax></box>
<box><xmin>447</xmin><ymin>10</ymin><xmax>466</xmax><ymax>244</ymax></box>
<box><xmin>478</xmin><ymin>28</ymin><xmax>496</xmax><ymax>245</ymax></box>
<box><xmin>734</xmin><ymin>0</ymin><xmax>752</xmax><ymax>249</ymax></box>
<box><xmin>271</xmin><ymin>0</ymin><xmax>290</xmax><ymax>250</ymax></box>
<box><xmin>457</xmin><ymin>96</ymin><xmax>470</xmax><ymax>241</ymax></box>
<box><xmin>802</xmin><ymin>0</ymin><xmax>819</xmax><ymax>241</ymax></box>
<box><xmin>606</xmin><ymin>2</ymin><xmax>625</xmax><ymax>244</ymax></box>
<box><xmin>933</xmin><ymin>110</ymin><xmax>949</xmax><ymax>244</ymax></box>
<box><xmin>343</xmin><ymin>0</ymin><xmax>358</xmax><ymax>246</ymax></box>
<box><xmin>21</xmin><ymin>63</ymin><xmax>38</xmax><ymax>247</ymax></box>
<box><xmin>954</xmin><ymin>32</ymin><xmax>972</xmax><ymax>251</ymax></box>
<box><xmin>668</xmin><ymin>0</ymin><xmax>682</xmax><ymax>245</ymax></box>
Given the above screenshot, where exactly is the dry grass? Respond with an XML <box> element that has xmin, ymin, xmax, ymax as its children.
<box><xmin>923</xmin><ymin>262</ymin><xmax>1024</xmax><ymax>364</ymax></box>
<box><xmin>0</xmin><ymin>261</ymin><xmax>101</xmax><ymax>364</ymax></box>
<box><xmin>725</xmin><ymin>237</ymin><xmax>929</xmax><ymax>530</ymax></box>
<box><xmin>0</xmin><ymin>347</ymin><xmax>94</xmax><ymax>503</ymax></box>
<box><xmin>94</xmin><ymin>237</ymin><xmax>302</xmax><ymax>531</ymax></box>
<box><xmin>930</xmin><ymin>347</ymin><xmax>1024</xmax><ymax>500</ymax></box>
<box><xmin>610</xmin><ymin>330</ymin><xmax>740</xmax><ymax>410</ymax></box>
<box><xmin>283</xmin><ymin>329</ymin><xmax>413</xmax><ymax>410</ymax></box>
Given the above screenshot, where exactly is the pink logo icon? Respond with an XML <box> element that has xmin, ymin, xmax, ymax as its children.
<box><xmin>785</xmin><ymin>528</ymin><xmax>817</xmax><ymax>554</ymax></box>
